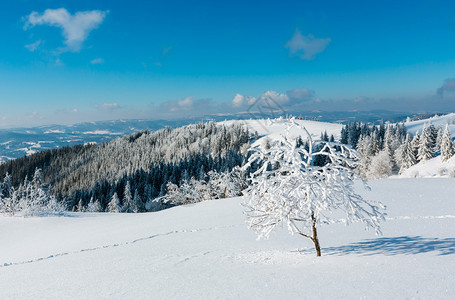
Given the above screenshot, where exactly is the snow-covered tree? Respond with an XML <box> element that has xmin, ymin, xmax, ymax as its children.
<box><xmin>441</xmin><ymin>125</ymin><xmax>454</xmax><ymax>162</ymax></box>
<box><xmin>0</xmin><ymin>169</ymin><xmax>65</xmax><ymax>217</ymax></box>
<box><xmin>0</xmin><ymin>173</ymin><xmax>16</xmax><ymax>216</ymax></box>
<box><xmin>86</xmin><ymin>197</ymin><xmax>101</xmax><ymax>212</ymax></box>
<box><xmin>411</xmin><ymin>132</ymin><xmax>420</xmax><ymax>158</ymax></box>
<box><xmin>107</xmin><ymin>192</ymin><xmax>120</xmax><ymax>213</ymax></box>
<box><xmin>418</xmin><ymin>125</ymin><xmax>434</xmax><ymax>161</ymax></box>
<box><xmin>397</xmin><ymin>134</ymin><xmax>416</xmax><ymax>173</ymax></box>
<box><xmin>162</xmin><ymin>182</ymin><xmax>185</xmax><ymax>206</ymax></box>
<box><xmin>369</xmin><ymin>132</ymin><xmax>379</xmax><ymax>156</ymax></box>
<box><xmin>208</xmin><ymin>167</ymin><xmax>246</xmax><ymax>199</ymax></box>
<box><xmin>122</xmin><ymin>181</ymin><xmax>133</xmax><ymax>213</ymax></box>
<box><xmin>77</xmin><ymin>199</ymin><xmax>86</xmax><ymax>212</ymax></box>
<box><xmin>367</xmin><ymin>150</ymin><xmax>393</xmax><ymax>179</ymax></box>
<box><xmin>356</xmin><ymin>135</ymin><xmax>371</xmax><ymax>178</ymax></box>
<box><xmin>131</xmin><ymin>189</ymin><xmax>142</xmax><ymax>213</ymax></box>
<box><xmin>435</xmin><ymin>125</ymin><xmax>443</xmax><ymax>153</ymax></box>
<box><xmin>243</xmin><ymin>119</ymin><xmax>385</xmax><ymax>256</ymax></box>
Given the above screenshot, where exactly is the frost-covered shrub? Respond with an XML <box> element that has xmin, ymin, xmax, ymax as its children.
<box><xmin>367</xmin><ymin>151</ymin><xmax>393</xmax><ymax>179</ymax></box>
<box><xmin>0</xmin><ymin>169</ymin><xmax>65</xmax><ymax>217</ymax></box>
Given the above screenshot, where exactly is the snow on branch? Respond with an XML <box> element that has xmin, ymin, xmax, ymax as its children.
<box><xmin>242</xmin><ymin>118</ymin><xmax>386</xmax><ymax>256</ymax></box>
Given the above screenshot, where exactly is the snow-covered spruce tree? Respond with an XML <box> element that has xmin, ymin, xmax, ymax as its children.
<box><xmin>107</xmin><ymin>192</ymin><xmax>120</xmax><ymax>213</ymax></box>
<box><xmin>243</xmin><ymin>119</ymin><xmax>385</xmax><ymax>257</ymax></box>
<box><xmin>397</xmin><ymin>134</ymin><xmax>416</xmax><ymax>174</ymax></box>
<box><xmin>0</xmin><ymin>173</ymin><xmax>17</xmax><ymax>216</ymax></box>
<box><xmin>418</xmin><ymin>125</ymin><xmax>435</xmax><ymax>161</ymax></box>
<box><xmin>356</xmin><ymin>135</ymin><xmax>371</xmax><ymax>178</ymax></box>
<box><xmin>411</xmin><ymin>132</ymin><xmax>420</xmax><ymax>160</ymax></box>
<box><xmin>122</xmin><ymin>181</ymin><xmax>133</xmax><ymax>213</ymax></box>
<box><xmin>441</xmin><ymin>125</ymin><xmax>454</xmax><ymax>162</ymax></box>
<box><xmin>132</xmin><ymin>189</ymin><xmax>143</xmax><ymax>213</ymax></box>
<box><xmin>435</xmin><ymin>125</ymin><xmax>443</xmax><ymax>153</ymax></box>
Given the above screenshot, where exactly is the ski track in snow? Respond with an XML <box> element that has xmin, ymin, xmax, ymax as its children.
<box><xmin>386</xmin><ymin>215</ymin><xmax>455</xmax><ymax>221</ymax></box>
<box><xmin>2</xmin><ymin>215</ymin><xmax>455</xmax><ymax>268</ymax></box>
<box><xmin>0</xmin><ymin>224</ymin><xmax>242</xmax><ymax>269</ymax></box>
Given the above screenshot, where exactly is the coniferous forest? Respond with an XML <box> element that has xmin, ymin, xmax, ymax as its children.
<box><xmin>0</xmin><ymin>122</ymin><xmax>251</xmax><ymax>213</ymax></box>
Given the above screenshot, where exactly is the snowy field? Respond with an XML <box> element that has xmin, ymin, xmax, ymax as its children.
<box><xmin>1</xmin><ymin>178</ymin><xmax>454</xmax><ymax>299</ymax></box>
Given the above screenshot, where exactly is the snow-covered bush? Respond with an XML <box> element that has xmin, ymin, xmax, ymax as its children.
<box><xmin>367</xmin><ymin>151</ymin><xmax>393</xmax><ymax>179</ymax></box>
<box><xmin>162</xmin><ymin>168</ymin><xmax>247</xmax><ymax>206</ymax></box>
<box><xmin>243</xmin><ymin>118</ymin><xmax>386</xmax><ymax>256</ymax></box>
<box><xmin>0</xmin><ymin>169</ymin><xmax>65</xmax><ymax>217</ymax></box>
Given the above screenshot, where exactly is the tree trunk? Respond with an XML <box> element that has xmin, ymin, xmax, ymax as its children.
<box><xmin>311</xmin><ymin>212</ymin><xmax>321</xmax><ymax>256</ymax></box>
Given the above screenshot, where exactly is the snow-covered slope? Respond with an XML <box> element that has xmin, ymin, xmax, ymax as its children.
<box><xmin>405</xmin><ymin>113</ymin><xmax>455</xmax><ymax>137</ymax></box>
<box><xmin>220</xmin><ymin>118</ymin><xmax>343</xmax><ymax>146</ymax></box>
<box><xmin>398</xmin><ymin>155</ymin><xmax>455</xmax><ymax>178</ymax></box>
<box><xmin>1</xmin><ymin>179</ymin><xmax>454</xmax><ymax>299</ymax></box>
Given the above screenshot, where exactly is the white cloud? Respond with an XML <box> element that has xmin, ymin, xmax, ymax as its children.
<box><xmin>90</xmin><ymin>58</ymin><xmax>104</xmax><ymax>64</ymax></box>
<box><xmin>285</xmin><ymin>29</ymin><xmax>331</xmax><ymax>60</ymax></box>
<box><xmin>177</xmin><ymin>96</ymin><xmax>194</xmax><ymax>110</ymax></box>
<box><xmin>24</xmin><ymin>8</ymin><xmax>107</xmax><ymax>52</ymax></box>
<box><xmin>98</xmin><ymin>103</ymin><xmax>120</xmax><ymax>111</ymax></box>
<box><xmin>258</xmin><ymin>91</ymin><xmax>289</xmax><ymax>105</ymax></box>
<box><xmin>25</xmin><ymin>40</ymin><xmax>42</xmax><ymax>52</ymax></box>
<box><xmin>232</xmin><ymin>94</ymin><xmax>257</xmax><ymax>107</ymax></box>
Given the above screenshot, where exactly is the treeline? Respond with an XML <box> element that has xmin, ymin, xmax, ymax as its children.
<box><xmin>341</xmin><ymin>121</ymin><xmax>455</xmax><ymax>178</ymax></box>
<box><xmin>0</xmin><ymin>122</ymin><xmax>251</xmax><ymax>212</ymax></box>
<box><xmin>67</xmin><ymin>151</ymin><xmax>246</xmax><ymax>212</ymax></box>
<box><xmin>340</xmin><ymin>121</ymin><xmax>407</xmax><ymax>149</ymax></box>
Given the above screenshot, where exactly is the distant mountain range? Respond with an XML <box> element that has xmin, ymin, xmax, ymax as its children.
<box><xmin>0</xmin><ymin>110</ymin><xmax>432</xmax><ymax>162</ymax></box>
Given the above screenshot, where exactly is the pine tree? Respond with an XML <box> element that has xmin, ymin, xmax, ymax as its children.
<box><xmin>428</xmin><ymin>123</ymin><xmax>438</xmax><ymax>151</ymax></box>
<box><xmin>77</xmin><ymin>199</ymin><xmax>85</xmax><ymax>212</ymax></box>
<box><xmin>122</xmin><ymin>181</ymin><xmax>133</xmax><ymax>213</ymax></box>
<box><xmin>356</xmin><ymin>135</ymin><xmax>371</xmax><ymax>177</ymax></box>
<box><xmin>441</xmin><ymin>125</ymin><xmax>454</xmax><ymax>162</ymax></box>
<box><xmin>411</xmin><ymin>132</ymin><xmax>420</xmax><ymax>159</ymax></box>
<box><xmin>399</xmin><ymin>134</ymin><xmax>416</xmax><ymax>173</ymax></box>
<box><xmin>107</xmin><ymin>192</ymin><xmax>120</xmax><ymax>213</ymax></box>
<box><xmin>132</xmin><ymin>189</ymin><xmax>142</xmax><ymax>213</ymax></box>
<box><xmin>370</xmin><ymin>131</ymin><xmax>379</xmax><ymax>156</ymax></box>
<box><xmin>435</xmin><ymin>125</ymin><xmax>443</xmax><ymax>153</ymax></box>
<box><xmin>418</xmin><ymin>125</ymin><xmax>434</xmax><ymax>161</ymax></box>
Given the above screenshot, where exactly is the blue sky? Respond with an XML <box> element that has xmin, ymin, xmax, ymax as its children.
<box><xmin>1</xmin><ymin>0</ymin><xmax>455</xmax><ymax>127</ymax></box>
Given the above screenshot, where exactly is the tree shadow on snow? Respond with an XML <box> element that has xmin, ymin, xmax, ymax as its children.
<box><xmin>324</xmin><ymin>236</ymin><xmax>455</xmax><ymax>256</ymax></box>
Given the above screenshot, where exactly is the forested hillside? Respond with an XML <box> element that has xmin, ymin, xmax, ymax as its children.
<box><xmin>0</xmin><ymin>122</ymin><xmax>251</xmax><ymax>212</ymax></box>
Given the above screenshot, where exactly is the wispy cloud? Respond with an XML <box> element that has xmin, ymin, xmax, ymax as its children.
<box><xmin>24</xmin><ymin>8</ymin><xmax>108</xmax><ymax>52</ymax></box>
<box><xmin>285</xmin><ymin>29</ymin><xmax>331</xmax><ymax>60</ymax></box>
<box><xmin>25</xmin><ymin>40</ymin><xmax>42</xmax><ymax>52</ymax></box>
<box><xmin>97</xmin><ymin>103</ymin><xmax>120</xmax><ymax>111</ymax></box>
<box><xmin>90</xmin><ymin>58</ymin><xmax>104</xmax><ymax>64</ymax></box>
<box><xmin>437</xmin><ymin>78</ymin><xmax>455</xmax><ymax>97</ymax></box>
